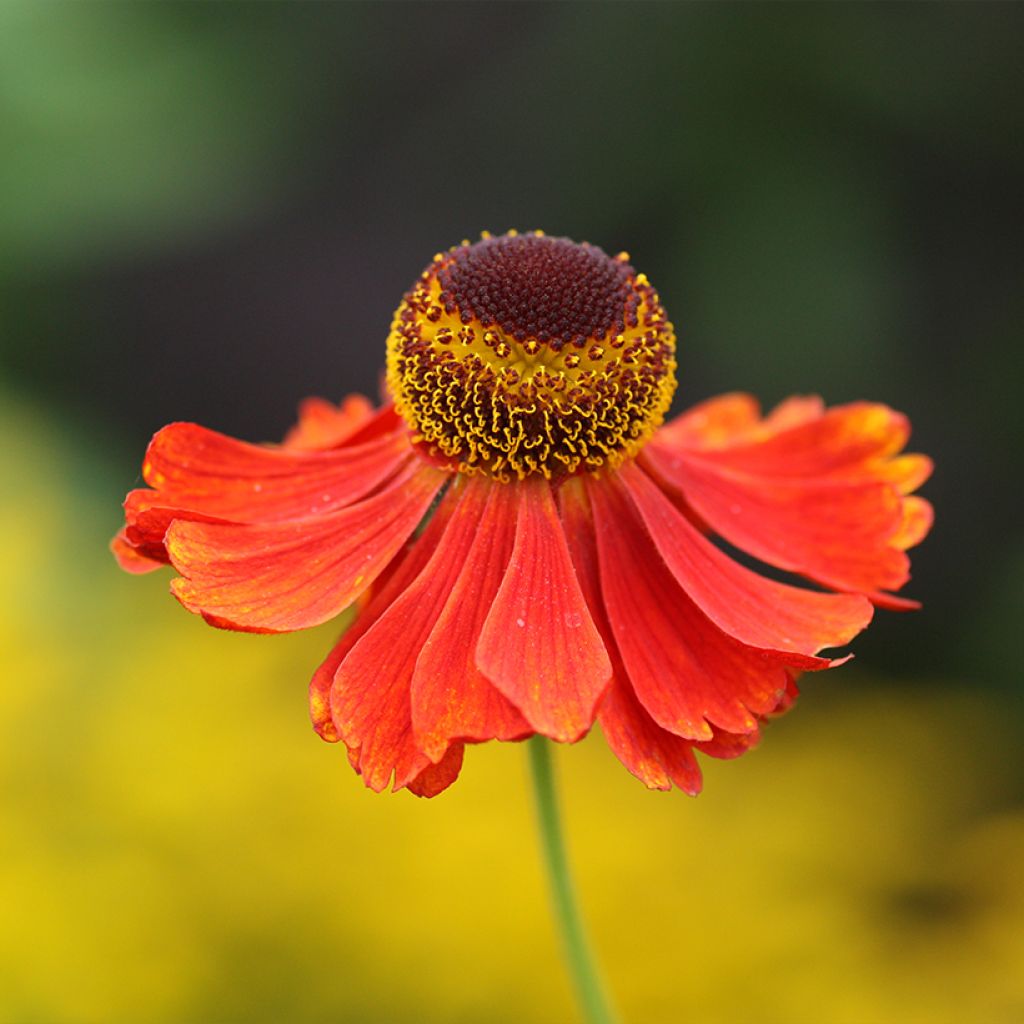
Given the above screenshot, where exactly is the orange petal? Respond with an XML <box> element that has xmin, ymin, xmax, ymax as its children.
<box><xmin>562</xmin><ymin>477</ymin><xmax>727</xmax><ymax>792</ymax></box>
<box><xmin>330</xmin><ymin>478</ymin><xmax>488</xmax><ymax>792</ymax></box>
<box><xmin>282</xmin><ymin>394</ymin><xmax>375</xmax><ymax>451</ymax></box>
<box><xmin>681</xmin><ymin>403</ymin><xmax>911</xmax><ymax>478</ymax></box>
<box><xmin>587</xmin><ymin>475</ymin><xmax>801</xmax><ymax>741</ymax></box>
<box><xmin>646</xmin><ymin>444</ymin><xmax>910</xmax><ymax>594</ymax></box>
<box><xmin>166</xmin><ymin>461</ymin><xmax>446</xmax><ymax>633</ymax></box>
<box><xmin>110</xmin><ymin>528</ymin><xmax>165</xmax><ymax>574</ymax></box>
<box><xmin>762</xmin><ymin>395</ymin><xmax>825</xmax><ymax>432</ymax></box>
<box><xmin>617</xmin><ymin>461</ymin><xmax>873</xmax><ymax>658</ymax></box>
<box><xmin>850</xmin><ymin>453</ymin><xmax>933</xmax><ymax>495</ymax></box>
<box><xmin>126</xmin><ymin>423</ymin><xmax>411</xmax><ymax>552</ymax></box>
<box><xmin>476</xmin><ymin>477</ymin><xmax>611</xmax><ymax>743</ymax></box>
<box><xmin>406</xmin><ymin>743</ymin><xmax>465</xmax><ymax>798</ymax></box>
<box><xmin>411</xmin><ymin>481</ymin><xmax>530</xmax><ymax>761</ymax></box>
<box><xmin>558</xmin><ymin>480</ymin><xmax>706</xmax><ymax>793</ymax></box>
<box><xmin>308</xmin><ymin>487</ymin><xmax>460</xmax><ymax>743</ymax></box>
<box><xmin>891</xmin><ymin>495</ymin><xmax>934</xmax><ymax>550</ymax></box>
<box><xmin>694</xmin><ymin>726</ymin><xmax>761</xmax><ymax>761</ymax></box>
<box><xmin>599</xmin><ymin>678</ymin><xmax>704</xmax><ymax>794</ymax></box>
<box><xmin>656</xmin><ymin>393</ymin><xmax>761</xmax><ymax>449</ymax></box>
<box><xmin>866</xmin><ymin>591</ymin><xmax>922</xmax><ymax>612</ymax></box>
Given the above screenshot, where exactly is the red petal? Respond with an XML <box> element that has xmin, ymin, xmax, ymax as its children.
<box><xmin>587</xmin><ymin>475</ymin><xmax>801</xmax><ymax>741</ymax></box>
<box><xmin>282</xmin><ymin>395</ymin><xmax>375</xmax><ymax>451</ymax></box>
<box><xmin>761</xmin><ymin>395</ymin><xmax>825</xmax><ymax>432</ymax></box>
<box><xmin>126</xmin><ymin>422</ymin><xmax>412</xmax><ymax>552</ymax></box>
<box><xmin>556</xmin><ymin>478</ymin><xmax>703</xmax><ymax>793</ymax></box>
<box><xmin>330</xmin><ymin>479</ymin><xmax>488</xmax><ymax>792</ymax></box>
<box><xmin>675</xmin><ymin>402</ymin><xmax>911</xmax><ymax>477</ymax></box>
<box><xmin>309</xmin><ymin>488</ymin><xmax>460</xmax><ymax>742</ymax></box>
<box><xmin>411</xmin><ymin>481</ymin><xmax>531</xmax><ymax>761</ymax></box>
<box><xmin>476</xmin><ymin>477</ymin><xmax>611</xmax><ymax>743</ymax></box>
<box><xmin>657</xmin><ymin>393</ymin><xmax>761</xmax><ymax>450</ymax></box>
<box><xmin>866</xmin><ymin>591</ymin><xmax>922</xmax><ymax>612</ymax></box>
<box><xmin>336</xmin><ymin>403</ymin><xmax>403</xmax><ymax>447</ymax></box>
<box><xmin>166</xmin><ymin>461</ymin><xmax>446</xmax><ymax>633</ymax></box>
<box><xmin>617</xmin><ymin>461</ymin><xmax>872</xmax><ymax>659</ymax></box>
<box><xmin>406</xmin><ymin>743</ymin><xmax>465</xmax><ymax>798</ymax></box>
<box><xmin>110</xmin><ymin>528</ymin><xmax>165</xmax><ymax>574</ymax></box>
<box><xmin>695</xmin><ymin>726</ymin><xmax>761</xmax><ymax>761</ymax></box>
<box><xmin>599</xmin><ymin>678</ymin><xmax>704</xmax><ymax>794</ymax></box>
<box><xmin>646</xmin><ymin>444</ymin><xmax>910</xmax><ymax>594</ymax></box>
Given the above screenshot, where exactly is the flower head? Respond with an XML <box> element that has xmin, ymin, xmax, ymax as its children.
<box><xmin>114</xmin><ymin>231</ymin><xmax>933</xmax><ymax>797</ymax></box>
<box><xmin>387</xmin><ymin>231</ymin><xmax>676</xmax><ymax>479</ymax></box>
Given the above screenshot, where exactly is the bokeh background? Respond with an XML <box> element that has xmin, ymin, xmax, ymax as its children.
<box><xmin>2</xmin><ymin>4</ymin><xmax>1022</xmax><ymax>1022</ymax></box>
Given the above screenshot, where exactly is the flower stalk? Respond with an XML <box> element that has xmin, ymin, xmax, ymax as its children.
<box><xmin>528</xmin><ymin>736</ymin><xmax>620</xmax><ymax>1024</ymax></box>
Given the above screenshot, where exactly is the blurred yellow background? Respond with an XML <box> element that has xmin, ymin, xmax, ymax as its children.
<box><xmin>2</xmin><ymin>4</ymin><xmax>1022</xmax><ymax>1022</ymax></box>
<box><xmin>2</xmin><ymin>392</ymin><xmax>1021</xmax><ymax>1023</ymax></box>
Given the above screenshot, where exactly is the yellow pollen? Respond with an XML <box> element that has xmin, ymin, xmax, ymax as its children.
<box><xmin>385</xmin><ymin>231</ymin><xmax>678</xmax><ymax>481</ymax></box>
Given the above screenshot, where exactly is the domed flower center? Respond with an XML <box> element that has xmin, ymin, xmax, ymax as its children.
<box><xmin>386</xmin><ymin>231</ymin><xmax>677</xmax><ymax>480</ymax></box>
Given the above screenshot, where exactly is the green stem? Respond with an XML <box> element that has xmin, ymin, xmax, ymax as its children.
<box><xmin>527</xmin><ymin>736</ymin><xmax>620</xmax><ymax>1024</ymax></box>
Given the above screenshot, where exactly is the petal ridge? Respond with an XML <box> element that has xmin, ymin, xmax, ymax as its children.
<box><xmin>167</xmin><ymin>461</ymin><xmax>446</xmax><ymax>632</ymax></box>
<box><xmin>476</xmin><ymin>477</ymin><xmax>611</xmax><ymax>742</ymax></box>
<box><xmin>617</xmin><ymin>461</ymin><xmax>873</xmax><ymax>658</ymax></box>
<box><xmin>411</xmin><ymin>481</ymin><xmax>530</xmax><ymax>760</ymax></box>
<box><xmin>587</xmin><ymin>474</ymin><xmax>805</xmax><ymax>740</ymax></box>
<box><xmin>331</xmin><ymin>478</ymin><xmax>489</xmax><ymax>792</ymax></box>
<box><xmin>309</xmin><ymin>486</ymin><xmax>459</xmax><ymax>742</ymax></box>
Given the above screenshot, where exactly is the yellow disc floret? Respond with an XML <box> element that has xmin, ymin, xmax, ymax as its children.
<box><xmin>386</xmin><ymin>231</ymin><xmax>677</xmax><ymax>480</ymax></box>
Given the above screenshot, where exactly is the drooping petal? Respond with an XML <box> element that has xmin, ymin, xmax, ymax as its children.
<box><xmin>587</xmin><ymin>474</ymin><xmax>806</xmax><ymax>741</ymax></box>
<box><xmin>694</xmin><ymin>726</ymin><xmax>762</xmax><ymax>761</ymax></box>
<box><xmin>411</xmin><ymin>481</ymin><xmax>530</xmax><ymax>761</ymax></box>
<box><xmin>125</xmin><ymin>422</ymin><xmax>412</xmax><ymax>553</ymax></box>
<box><xmin>330</xmin><ymin>478</ymin><xmax>487</xmax><ymax>792</ymax></box>
<box><xmin>565</xmin><ymin>473</ymin><xmax>804</xmax><ymax>787</ymax></box>
<box><xmin>166</xmin><ymin>461</ymin><xmax>447</xmax><ymax>633</ymax></box>
<box><xmin>650</xmin><ymin>397</ymin><xmax>932</xmax><ymax>600</ymax></box>
<box><xmin>645</xmin><ymin>443</ymin><xmax>910</xmax><ymax>595</ymax></box>
<box><xmin>110</xmin><ymin>528</ymin><xmax>164</xmax><ymax>574</ymax></box>
<box><xmin>406</xmin><ymin>743</ymin><xmax>465</xmax><ymax>798</ymax></box>
<box><xmin>599</xmin><ymin>678</ymin><xmax>704</xmax><ymax>794</ymax></box>
<box><xmin>557</xmin><ymin>478</ymin><xmax>704</xmax><ymax>793</ymax></box>
<box><xmin>476</xmin><ymin>477</ymin><xmax>611</xmax><ymax>743</ymax></box>
<box><xmin>617</xmin><ymin>461</ymin><xmax>872</xmax><ymax>659</ymax></box>
<box><xmin>282</xmin><ymin>395</ymin><xmax>375</xmax><ymax>451</ymax></box>
<box><xmin>308</xmin><ymin>489</ymin><xmax>458</xmax><ymax>742</ymax></box>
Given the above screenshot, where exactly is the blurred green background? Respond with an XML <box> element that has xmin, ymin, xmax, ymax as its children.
<box><xmin>2</xmin><ymin>4</ymin><xmax>1021</xmax><ymax>1023</ymax></box>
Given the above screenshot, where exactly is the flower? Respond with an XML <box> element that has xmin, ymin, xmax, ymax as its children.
<box><xmin>113</xmin><ymin>231</ymin><xmax>933</xmax><ymax>797</ymax></box>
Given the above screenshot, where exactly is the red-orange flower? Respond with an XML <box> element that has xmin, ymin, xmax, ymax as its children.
<box><xmin>113</xmin><ymin>231</ymin><xmax>932</xmax><ymax>797</ymax></box>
